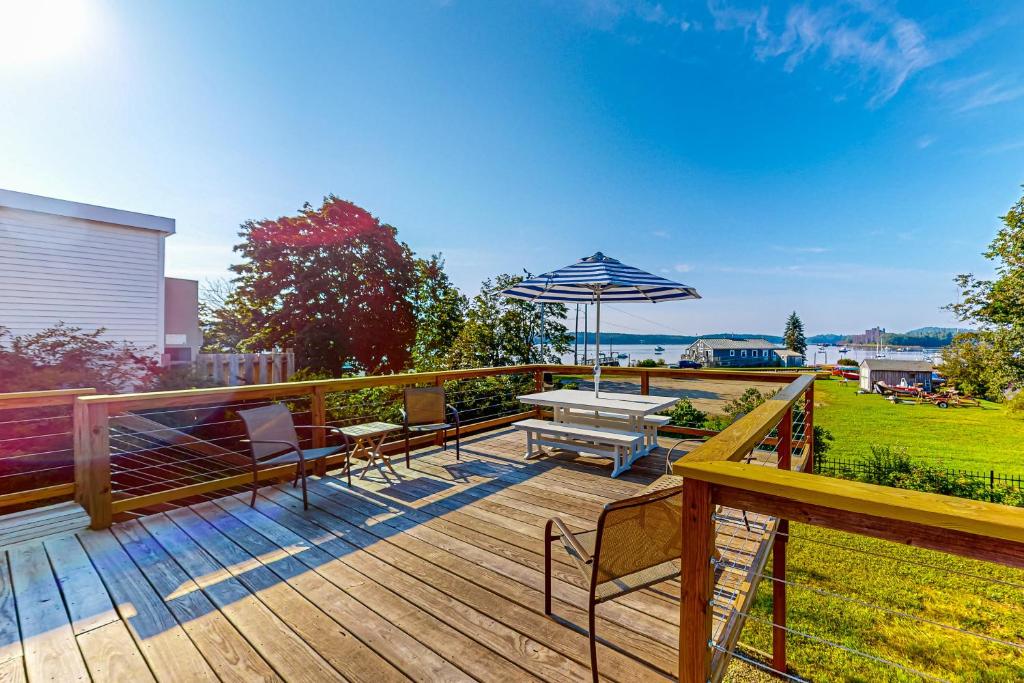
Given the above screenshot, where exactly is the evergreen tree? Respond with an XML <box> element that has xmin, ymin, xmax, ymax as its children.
<box><xmin>784</xmin><ymin>311</ymin><xmax>807</xmax><ymax>354</ymax></box>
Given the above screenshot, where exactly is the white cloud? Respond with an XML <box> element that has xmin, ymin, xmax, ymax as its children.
<box><xmin>916</xmin><ymin>135</ymin><xmax>936</xmax><ymax>149</ymax></box>
<box><xmin>983</xmin><ymin>139</ymin><xmax>1024</xmax><ymax>155</ymax></box>
<box><xmin>576</xmin><ymin>0</ymin><xmax>698</xmax><ymax>33</ymax></box>
<box><xmin>707</xmin><ymin>1</ymin><xmax>950</xmax><ymax>106</ymax></box>
<box><xmin>674</xmin><ymin>263</ymin><xmax>693</xmax><ymax>272</ymax></box>
<box><xmin>772</xmin><ymin>245</ymin><xmax>831</xmax><ymax>254</ymax></box>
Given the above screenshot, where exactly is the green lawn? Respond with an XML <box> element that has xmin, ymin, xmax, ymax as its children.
<box><xmin>814</xmin><ymin>377</ymin><xmax>1024</xmax><ymax>476</ymax></box>
<box><xmin>742</xmin><ymin>525</ymin><xmax>1024</xmax><ymax>682</ymax></box>
<box><xmin>729</xmin><ymin>378</ymin><xmax>1024</xmax><ymax>681</ymax></box>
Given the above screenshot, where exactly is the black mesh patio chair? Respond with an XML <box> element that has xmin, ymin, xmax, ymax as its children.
<box><xmin>544</xmin><ymin>486</ymin><xmax>683</xmax><ymax>683</ymax></box>
<box><xmin>238</xmin><ymin>403</ymin><xmax>351</xmax><ymax>509</ymax></box>
<box><xmin>401</xmin><ymin>386</ymin><xmax>460</xmax><ymax>467</ymax></box>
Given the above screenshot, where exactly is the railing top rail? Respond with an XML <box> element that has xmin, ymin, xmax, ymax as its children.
<box><xmin>72</xmin><ymin>364</ymin><xmax>808</xmax><ymax>411</ymax></box>
<box><xmin>679</xmin><ymin>373</ymin><xmax>814</xmax><ymax>464</ymax></box>
<box><xmin>0</xmin><ymin>387</ymin><xmax>96</xmax><ymax>408</ymax></box>
<box><xmin>549</xmin><ymin>364</ymin><xmax>804</xmax><ymax>383</ymax></box>
<box><xmin>678</xmin><ymin>459</ymin><xmax>1024</xmax><ymax>546</ymax></box>
<box><xmin>75</xmin><ymin>365</ymin><xmax>546</xmax><ymax>411</ymax></box>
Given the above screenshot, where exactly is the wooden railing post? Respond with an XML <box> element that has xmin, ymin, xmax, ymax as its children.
<box><xmin>311</xmin><ymin>386</ymin><xmax>327</xmax><ymax>449</ymax></box>
<box><xmin>73</xmin><ymin>399</ymin><xmax>111</xmax><ymax>529</ymax></box>
<box><xmin>804</xmin><ymin>383</ymin><xmax>815</xmax><ymax>472</ymax></box>
<box><xmin>434</xmin><ymin>376</ymin><xmax>445</xmax><ymax>447</ymax></box>
<box><xmin>680</xmin><ymin>478</ymin><xmax>714</xmax><ymax>683</ymax></box>
<box><xmin>773</xmin><ymin>406</ymin><xmax>793</xmax><ymax>674</ymax></box>
<box><xmin>640</xmin><ymin>370</ymin><xmax>650</xmax><ymax>395</ymax></box>
<box><xmin>534</xmin><ymin>369</ymin><xmax>544</xmax><ymax>418</ymax></box>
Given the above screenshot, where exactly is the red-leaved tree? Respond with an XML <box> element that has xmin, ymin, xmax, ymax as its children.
<box><xmin>229</xmin><ymin>196</ymin><xmax>417</xmax><ymax>374</ymax></box>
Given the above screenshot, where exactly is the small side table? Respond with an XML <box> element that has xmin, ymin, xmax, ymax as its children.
<box><xmin>338</xmin><ymin>421</ymin><xmax>403</xmax><ymax>480</ymax></box>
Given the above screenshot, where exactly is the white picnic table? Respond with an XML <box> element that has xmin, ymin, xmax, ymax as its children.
<box><xmin>516</xmin><ymin>389</ymin><xmax>678</xmax><ymax>474</ymax></box>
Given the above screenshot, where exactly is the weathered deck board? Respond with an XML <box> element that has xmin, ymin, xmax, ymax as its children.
<box><xmin>7</xmin><ymin>543</ymin><xmax>90</xmax><ymax>682</ymax></box>
<box><xmin>0</xmin><ymin>427</ymin><xmax>778</xmax><ymax>682</ymax></box>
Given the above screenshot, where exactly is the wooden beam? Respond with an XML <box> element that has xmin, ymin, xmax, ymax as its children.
<box><xmin>713</xmin><ymin>483</ymin><xmax>1024</xmax><ymax>568</ymax></box>
<box><xmin>679</xmin><ymin>479</ymin><xmax>714</xmax><ymax>683</ymax></box>
<box><xmin>772</xmin><ymin>407</ymin><xmax>792</xmax><ymax>674</ymax></box>
<box><xmin>674</xmin><ymin>374</ymin><xmax>815</xmax><ymax>466</ymax></box>
<box><xmin>73</xmin><ymin>401</ymin><xmax>111</xmax><ymax>529</ymax></box>
<box><xmin>0</xmin><ymin>483</ymin><xmax>75</xmax><ymax>509</ymax></box>
<box><xmin>0</xmin><ymin>388</ymin><xmax>95</xmax><ymax>409</ymax></box>
<box><xmin>680</xmin><ymin>460</ymin><xmax>1024</xmax><ymax>547</ymax></box>
<box><xmin>310</xmin><ymin>386</ymin><xmax>327</xmax><ymax>449</ymax></box>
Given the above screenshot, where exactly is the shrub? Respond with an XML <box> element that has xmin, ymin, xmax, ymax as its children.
<box><xmin>667</xmin><ymin>398</ymin><xmax>707</xmax><ymax>429</ymax></box>
<box><xmin>812</xmin><ymin>425</ymin><xmax>834</xmax><ymax>470</ymax></box>
<box><xmin>636</xmin><ymin>359</ymin><xmax>660</xmax><ymax>368</ymax></box>
<box><xmin>861</xmin><ymin>444</ymin><xmax>914</xmax><ymax>487</ymax></box>
<box><xmin>722</xmin><ymin>387</ymin><xmax>778</xmax><ymax>420</ymax></box>
<box><xmin>837</xmin><ymin>357</ymin><xmax>858</xmax><ymax>367</ymax></box>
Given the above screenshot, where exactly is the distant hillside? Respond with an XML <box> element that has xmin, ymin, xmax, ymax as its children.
<box><xmin>808</xmin><ymin>333</ymin><xmax>844</xmax><ymax>344</ymax></box>
<box><xmin>881</xmin><ymin>327</ymin><xmax>969</xmax><ymax>347</ymax></box>
<box><xmin>572</xmin><ymin>332</ymin><xmax>787</xmax><ymax>345</ymax></box>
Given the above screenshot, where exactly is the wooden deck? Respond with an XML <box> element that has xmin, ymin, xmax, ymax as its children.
<box><xmin>0</xmin><ymin>427</ymin><xmax>779</xmax><ymax>682</ymax></box>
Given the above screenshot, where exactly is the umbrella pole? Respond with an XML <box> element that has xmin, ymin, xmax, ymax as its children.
<box><xmin>594</xmin><ymin>290</ymin><xmax>601</xmax><ymax>396</ymax></box>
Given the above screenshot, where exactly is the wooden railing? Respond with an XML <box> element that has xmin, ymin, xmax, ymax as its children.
<box><xmin>0</xmin><ymin>365</ymin><xmax>802</xmax><ymax>527</ymax></box>
<box><xmin>65</xmin><ymin>364</ymin><xmax>801</xmax><ymax>528</ymax></box>
<box><xmin>0</xmin><ymin>388</ymin><xmax>95</xmax><ymax>511</ymax></box>
<box><xmin>673</xmin><ymin>374</ymin><xmax>1024</xmax><ymax>682</ymax></box>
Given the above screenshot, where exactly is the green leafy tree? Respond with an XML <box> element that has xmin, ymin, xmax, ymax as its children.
<box><xmin>198</xmin><ymin>278</ymin><xmax>254</xmax><ymax>353</ymax></box>
<box><xmin>448</xmin><ymin>274</ymin><xmax>571</xmax><ymax>368</ymax></box>
<box><xmin>229</xmin><ymin>196</ymin><xmax>417</xmax><ymax>375</ymax></box>
<box><xmin>784</xmin><ymin>311</ymin><xmax>807</xmax><ymax>355</ymax></box>
<box><xmin>942</xmin><ymin>188</ymin><xmax>1024</xmax><ymax>400</ymax></box>
<box><xmin>411</xmin><ymin>255</ymin><xmax>467</xmax><ymax>370</ymax></box>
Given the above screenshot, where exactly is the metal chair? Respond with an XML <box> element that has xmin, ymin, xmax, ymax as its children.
<box><xmin>544</xmin><ymin>486</ymin><xmax>683</xmax><ymax>683</ymax></box>
<box><xmin>237</xmin><ymin>404</ymin><xmax>351</xmax><ymax>510</ymax></box>
<box><xmin>401</xmin><ymin>386</ymin><xmax>460</xmax><ymax>467</ymax></box>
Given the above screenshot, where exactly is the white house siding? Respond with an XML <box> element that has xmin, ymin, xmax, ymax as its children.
<box><xmin>0</xmin><ymin>206</ymin><xmax>167</xmax><ymax>354</ymax></box>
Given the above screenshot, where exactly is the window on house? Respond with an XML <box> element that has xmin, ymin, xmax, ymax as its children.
<box><xmin>740</xmin><ymin>350</ymin><xmax>747</xmax><ymax>357</ymax></box>
<box><xmin>763</xmin><ymin>350</ymin><xmax>770</xmax><ymax>357</ymax></box>
<box><xmin>730</xmin><ymin>350</ymin><xmax>735</xmax><ymax>356</ymax></box>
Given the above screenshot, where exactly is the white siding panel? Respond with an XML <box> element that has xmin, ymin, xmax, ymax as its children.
<box><xmin>0</xmin><ymin>207</ymin><xmax>165</xmax><ymax>354</ymax></box>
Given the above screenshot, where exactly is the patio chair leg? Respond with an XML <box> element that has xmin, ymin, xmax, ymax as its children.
<box><xmin>588</xmin><ymin>603</ymin><xmax>598</xmax><ymax>683</ymax></box>
<box><xmin>455</xmin><ymin>426</ymin><xmax>460</xmax><ymax>460</ymax></box>
<box><xmin>405</xmin><ymin>432</ymin><xmax>410</xmax><ymax>468</ymax></box>
<box><xmin>543</xmin><ymin>520</ymin><xmax>553</xmax><ymax>615</ymax></box>
<box><xmin>292</xmin><ymin>462</ymin><xmax>300</xmax><ymax>488</ymax></box>
<box><xmin>442</xmin><ymin>428</ymin><xmax>447</xmax><ymax>451</ymax></box>
<box><xmin>300</xmin><ymin>471</ymin><xmax>309</xmax><ymax>510</ymax></box>
<box><xmin>250</xmin><ymin>469</ymin><xmax>259</xmax><ymax>507</ymax></box>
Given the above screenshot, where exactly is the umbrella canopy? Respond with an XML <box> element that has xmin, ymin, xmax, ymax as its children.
<box><xmin>500</xmin><ymin>252</ymin><xmax>701</xmax><ymax>394</ymax></box>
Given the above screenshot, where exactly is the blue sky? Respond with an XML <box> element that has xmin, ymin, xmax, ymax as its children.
<box><xmin>1</xmin><ymin>1</ymin><xmax>1022</xmax><ymax>336</ymax></box>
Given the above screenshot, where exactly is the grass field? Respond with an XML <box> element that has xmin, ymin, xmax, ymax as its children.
<box><xmin>731</xmin><ymin>378</ymin><xmax>1024</xmax><ymax>681</ymax></box>
<box><xmin>814</xmin><ymin>377</ymin><xmax>1024</xmax><ymax>475</ymax></box>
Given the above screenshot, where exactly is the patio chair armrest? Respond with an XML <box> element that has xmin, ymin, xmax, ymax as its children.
<box><xmin>242</xmin><ymin>439</ymin><xmax>303</xmax><ymax>461</ymax></box>
<box><xmin>550</xmin><ymin>517</ymin><xmax>591</xmax><ymax>564</ymax></box>
<box><xmin>446</xmin><ymin>404</ymin><xmax>460</xmax><ymax>425</ymax></box>
<box><xmin>293</xmin><ymin>425</ymin><xmax>345</xmax><ymax>434</ymax></box>
<box><xmin>399</xmin><ymin>408</ymin><xmax>408</xmax><ymax>427</ymax></box>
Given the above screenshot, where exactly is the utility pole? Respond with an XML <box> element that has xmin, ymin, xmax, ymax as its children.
<box><xmin>538</xmin><ymin>303</ymin><xmax>546</xmax><ymax>362</ymax></box>
<box><xmin>583</xmin><ymin>304</ymin><xmax>589</xmax><ymax>365</ymax></box>
<box><xmin>574</xmin><ymin>304</ymin><xmax>580</xmax><ymax>365</ymax></box>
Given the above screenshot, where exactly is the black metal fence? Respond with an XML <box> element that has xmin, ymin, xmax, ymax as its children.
<box><xmin>817</xmin><ymin>456</ymin><xmax>1024</xmax><ymax>489</ymax></box>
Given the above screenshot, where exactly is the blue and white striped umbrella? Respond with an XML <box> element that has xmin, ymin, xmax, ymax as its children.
<box><xmin>501</xmin><ymin>252</ymin><xmax>701</xmax><ymax>394</ymax></box>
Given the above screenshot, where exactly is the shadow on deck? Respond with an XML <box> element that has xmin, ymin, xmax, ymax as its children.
<box><xmin>0</xmin><ymin>427</ymin><xmax>781</xmax><ymax>682</ymax></box>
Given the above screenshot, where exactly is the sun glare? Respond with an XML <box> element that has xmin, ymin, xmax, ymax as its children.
<box><xmin>0</xmin><ymin>0</ymin><xmax>96</xmax><ymax>68</ymax></box>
